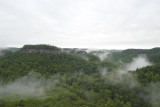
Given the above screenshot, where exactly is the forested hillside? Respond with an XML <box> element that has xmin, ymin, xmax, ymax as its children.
<box><xmin>0</xmin><ymin>45</ymin><xmax>160</xmax><ymax>107</ymax></box>
<box><xmin>107</xmin><ymin>48</ymin><xmax>160</xmax><ymax>64</ymax></box>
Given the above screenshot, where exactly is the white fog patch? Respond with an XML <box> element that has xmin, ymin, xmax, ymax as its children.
<box><xmin>99</xmin><ymin>55</ymin><xmax>152</xmax><ymax>88</ymax></box>
<box><xmin>85</xmin><ymin>49</ymin><xmax>98</xmax><ymax>53</ymax></box>
<box><xmin>98</xmin><ymin>67</ymin><xmax>108</xmax><ymax>76</ymax></box>
<box><xmin>126</xmin><ymin>55</ymin><xmax>152</xmax><ymax>71</ymax></box>
<box><xmin>95</xmin><ymin>52</ymin><xmax>110</xmax><ymax>61</ymax></box>
<box><xmin>0</xmin><ymin>72</ymin><xmax>59</xmax><ymax>100</ymax></box>
<box><xmin>100</xmin><ymin>54</ymin><xmax>160</xmax><ymax>105</ymax></box>
<box><xmin>102</xmin><ymin>69</ymin><xmax>140</xmax><ymax>89</ymax></box>
<box><xmin>87</xmin><ymin>50</ymin><xmax>111</xmax><ymax>61</ymax></box>
<box><xmin>0</xmin><ymin>48</ymin><xmax>5</xmax><ymax>56</ymax></box>
<box><xmin>78</xmin><ymin>55</ymin><xmax>89</xmax><ymax>61</ymax></box>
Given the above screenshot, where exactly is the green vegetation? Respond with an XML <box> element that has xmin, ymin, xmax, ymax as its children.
<box><xmin>21</xmin><ymin>44</ymin><xmax>60</xmax><ymax>50</ymax></box>
<box><xmin>107</xmin><ymin>48</ymin><xmax>160</xmax><ymax>63</ymax></box>
<box><xmin>0</xmin><ymin>45</ymin><xmax>160</xmax><ymax>107</ymax></box>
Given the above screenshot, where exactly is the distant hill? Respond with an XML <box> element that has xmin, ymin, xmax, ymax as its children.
<box><xmin>21</xmin><ymin>44</ymin><xmax>60</xmax><ymax>50</ymax></box>
<box><xmin>8</xmin><ymin>47</ymin><xmax>20</xmax><ymax>52</ymax></box>
<box><xmin>107</xmin><ymin>47</ymin><xmax>160</xmax><ymax>63</ymax></box>
<box><xmin>0</xmin><ymin>44</ymin><xmax>99</xmax><ymax>82</ymax></box>
<box><xmin>20</xmin><ymin>44</ymin><xmax>61</xmax><ymax>54</ymax></box>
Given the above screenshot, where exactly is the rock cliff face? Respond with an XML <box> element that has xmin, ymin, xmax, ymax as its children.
<box><xmin>20</xmin><ymin>49</ymin><xmax>61</xmax><ymax>54</ymax></box>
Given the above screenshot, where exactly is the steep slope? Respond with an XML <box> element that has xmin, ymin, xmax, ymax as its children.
<box><xmin>0</xmin><ymin>45</ymin><xmax>98</xmax><ymax>82</ymax></box>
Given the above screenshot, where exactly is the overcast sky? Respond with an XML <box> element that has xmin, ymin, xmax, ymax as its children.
<box><xmin>0</xmin><ymin>0</ymin><xmax>160</xmax><ymax>49</ymax></box>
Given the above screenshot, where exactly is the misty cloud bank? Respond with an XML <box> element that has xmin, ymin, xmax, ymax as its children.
<box><xmin>100</xmin><ymin>55</ymin><xmax>152</xmax><ymax>77</ymax></box>
<box><xmin>99</xmin><ymin>55</ymin><xmax>160</xmax><ymax>106</ymax></box>
<box><xmin>0</xmin><ymin>72</ymin><xmax>59</xmax><ymax>100</ymax></box>
<box><xmin>126</xmin><ymin>55</ymin><xmax>152</xmax><ymax>71</ymax></box>
<box><xmin>93</xmin><ymin>52</ymin><xmax>110</xmax><ymax>61</ymax></box>
<box><xmin>0</xmin><ymin>49</ymin><xmax>5</xmax><ymax>56</ymax></box>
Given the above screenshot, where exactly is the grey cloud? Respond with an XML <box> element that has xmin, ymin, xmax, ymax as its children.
<box><xmin>0</xmin><ymin>0</ymin><xmax>160</xmax><ymax>49</ymax></box>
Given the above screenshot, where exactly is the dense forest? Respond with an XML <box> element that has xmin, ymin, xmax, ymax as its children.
<box><xmin>0</xmin><ymin>45</ymin><xmax>160</xmax><ymax>107</ymax></box>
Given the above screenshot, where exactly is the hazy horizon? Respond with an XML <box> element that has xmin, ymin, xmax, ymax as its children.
<box><xmin>1</xmin><ymin>44</ymin><xmax>159</xmax><ymax>50</ymax></box>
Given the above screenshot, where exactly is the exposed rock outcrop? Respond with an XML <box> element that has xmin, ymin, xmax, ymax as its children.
<box><xmin>20</xmin><ymin>49</ymin><xmax>61</xmax><ymax>54</ymax></box>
